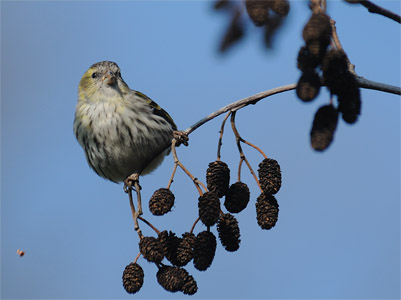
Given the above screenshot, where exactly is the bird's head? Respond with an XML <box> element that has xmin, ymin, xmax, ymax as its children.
<box><xmin>78</xmin><ymin>61</ymin><xmax>130</xmax><ymax>102</ymax></box>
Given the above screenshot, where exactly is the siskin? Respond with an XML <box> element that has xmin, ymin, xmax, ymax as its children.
<box><xmin>74</xmin><ymin>61</ymin><xmax>177</xmax><ymax>183</ymax></box>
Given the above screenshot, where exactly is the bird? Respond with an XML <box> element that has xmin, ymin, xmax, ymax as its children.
<box><xmin>74</xmin><ymin>61</ymin><xmax>178</xmax><ymax>185</ymax></box>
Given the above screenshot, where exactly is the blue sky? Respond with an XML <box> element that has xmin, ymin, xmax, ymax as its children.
<box><xmin>1</xmin><ymin>1</ymin><xmax>400</xmax><ymax>299</ymax></box>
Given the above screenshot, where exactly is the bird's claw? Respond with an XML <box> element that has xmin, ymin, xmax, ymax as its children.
<box><xmin>173</xmin><ymin>130</ymin><xmax>189</xmax><ymax>146</ymax></box>
<box><xmin>123</xmin><ymin>173</ymin><xmax>141</xmax><ymax>193</ymax></box>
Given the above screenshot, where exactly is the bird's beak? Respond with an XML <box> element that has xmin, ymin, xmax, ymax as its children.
<box><xmin>102</xmin><ymin>70</ymin><xmax>116</xmax><ymax>86</ymax></box>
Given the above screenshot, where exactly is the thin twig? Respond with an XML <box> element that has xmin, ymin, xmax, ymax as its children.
<box><xmin>231</xmin><ymin>112</ymin><xmax>262</xmax><ymax>192</ymax></box>
<box><xmin>171</xmin><ymin>139</ymin><xmax>205</xmax><ymax>196</ymax></box>
<box><xmin>217</xmin><ymin>111</ymin><xmax>232</xmax><ymax>161</ymax></box>
<box><xmin>229</xmin><ymin>110</ymin><xmax>268</xmax><ymax>158</ymax></box>
<box><xmin>166</xmin><ymin>162</ymin><xmax>178</xmax><ymax>189</ymax></box>
<box><xmin>138</xmin><ymin>216</ymin><xmax>160</xmax><ymax>235</ymax></box>
<box><xmin>330</xmin><ymin>19</ymin><xmax>356</xmax><ymax>74</ymax></box>
<box><xmin>237</xmin><ymin>157</ymin><xmax>244</xmax><ymax>182</ymax></box>
<box><xmin>127</xmin><ymin>187</ymin><xmax>142</xmax><ymax>238</ymax></box>
<box><xmin>241</xmin><ymin>139</ymin><xmax>268</xmax><ymax>159</ymax></box>
<box><xmin>134</xmin><ymin>252</ymin><xmax>141</xmax><ymax>264</ymax></box>
<box><xmin>242</xmin><ymin>155</ymin><xmax>262</xmax><ymax>193</ymax></box>
<box><xmin>189</xmin><ymin>217</ymin><xmax>200</xmax><ymax>234</ymax></box>
<box><xmin>195</xmin><ymin>179</ymin><xmax>208</xmax><ymax>192</ymax></box>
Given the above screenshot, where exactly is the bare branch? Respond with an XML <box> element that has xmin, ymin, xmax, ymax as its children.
<box><xmin>356</xmin><ymin>76</ymin><xmax>401</xmax><ymax>94</ymax></box>
<box><xmin>183</xmin><ymin>79</ymin><xmax>400</xmax><ymax>136</ymax></box>
<box><xmin>350</xmin><ymin>0</ymin><xmax>401</xmax><ymax>23</ymax></box>
<box><xmin>184</xmin><ymin>84</ymin><xmax>297</xmax><ymax>135</ymax></box>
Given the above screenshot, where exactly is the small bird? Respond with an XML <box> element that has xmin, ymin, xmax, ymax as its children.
<box><xmin>74</xmin><ymin>61</ymin><xmax>177</xmax><ymax>184</ymax></box>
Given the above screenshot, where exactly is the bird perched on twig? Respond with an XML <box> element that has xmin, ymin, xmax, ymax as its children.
<box><xmin>74</xmin><ymin>61</ymin><xmax>178</xmax><ymax>184</ymax></box>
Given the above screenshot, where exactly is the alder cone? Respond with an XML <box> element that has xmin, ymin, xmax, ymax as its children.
<box><xmin>296</xmin><ymin>71</ymin><xmax>321</xmax><ymax>102</ymax></box>
<box><xmin>338</xmin><ymin>87</ymin><xmax>361</xmax><ymax>124</ymax></box>
<box><xmin>158</xmin><ymin>230</ymin><xmax>182</xmax><ymax>266</ymax></box>
<box><xmin>139</xmin><ymin>236</ymin><xmax>164</xmax><ymax>263</ymax></box>
<box><xmin>256</xmin><ymin>193</ymin><xmax>279</xmax><ymax>230</ymax></box>
<box><xmin>310</xmin><ymin>104</ymin><xmax>338</xmax><ymax>151</ymax></box>
<box><xmin>156</xmin><ymin>265</ymin><xmax>198</xmax><ymax>294</ymax></box>
<box><xmin>193</xmin><ymin>231</ymin><xmax>217</xmax><ymax>271</ymax></box>
<box><xmin>206</xmin><ymin>160</ymin><xmax>230</xmax><ymax>197</ymax></box>
<box><xmin>217</xmin><ymin>213</ymin><xmax>241</xmax><ymax>252</ymax></box>
<box><xmin>245</xmin><ymin>0</ymin><xmax>270</xmax><ymax>26</ymax></box>
<box><xmin>302</xmin><ymin>12</ymin><xmax>332</xmax><ymax>47</ymax></box>
<box><xmin>182</xmin><ymin>273</ymin><xmax>198</xmax><ymax>295</ymax></box>
<box><xmin>122</xmin><ymin>263</ymin><xmax>144</xmax><ymax>294</ymax></box>
<box><xmin>198</xmin><ymin>191</ymin><xmax>221</xmax><ymax>226</ymax></box>
<box><xmin>157</xmin><ymin>266</ymin><xmax>186</xmax><ymax>293</ymax></box>
<box><xmin>149</xmin><ymin>188</ymin><xmax>175</xmax><ymax>216</ymax></box>
<box><xmin>297</xmin><ymin>46</ymin><xmax>320</xmax><ymax>72</ymax></box>
<box><xmin>258</xmin><ymin>158</ymin><xmax>282</xmax><ymax>194</ymax></box>
<box><xmin>220</xmin><ymin>10</ymin><xmax>244</xmax><ymax>53</ymax></box>
<box><xmin>270</xmin><ymin>0</ymin><xmax>290</xmax><ymax>15</ymax></box>
<box><xmin>322</xmin><ymin>49</ymin><xmax>351</xmax><ymax>96</ymax></box>
<box><xmin>176</xmin><ymin>232</ymin><xmax>196</xmax><ymax>266</ymax></box>
<box><xmin>224</xmin><ymin>182</ymin><xmax>250</xmax><ymax>213</ymax></box>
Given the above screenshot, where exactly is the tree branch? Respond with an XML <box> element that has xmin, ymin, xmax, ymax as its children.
<box><xmin>346</xmin><ymin>0</ymin><xmax>401</xmax><ymax>23</ymax></box>
<box><xmin>356</xmin><ymin>76</ymin><xmax>401</xmax><ymax>94</ymax></box>
<box><xmin>183</xmin><ymin>78</ymin><xmax>400</xmax><ymax>135</ymax></box>
<box><xmin>184</xmin><ymin>84</ymin><xmax>296</xmax><ymax>135</ymax></box>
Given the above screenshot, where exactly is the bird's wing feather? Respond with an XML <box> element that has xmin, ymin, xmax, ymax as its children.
<box><xmin>134</xmin><ymin>91</ymin><xmax>177</xmax><ymax>131</ymax></box>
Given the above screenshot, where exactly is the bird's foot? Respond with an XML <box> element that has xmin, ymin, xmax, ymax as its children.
<box><xmin>173</xmin><ymin>130</ymin><xmax>189</xmax><ymax>146</ymax></box>
<box><xmin>124</xmin><ymin>173</ymin><xmax>141</xmax><ymax>193</ymax></box>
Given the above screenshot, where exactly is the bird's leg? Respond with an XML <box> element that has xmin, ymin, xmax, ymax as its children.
<box><xmin>133</xmin><ymin>179</ymin><xmax>143</xmax><ymax>217</ymax></box>
<box><xmin>173</xmin><ymin>130</ymin><xmax>189</xmax><ymax>146</ymax></box>
<box><xmin>124</xmin><ymin>173</ymin><xmax>143</xmax><ymax>237</ymax></box>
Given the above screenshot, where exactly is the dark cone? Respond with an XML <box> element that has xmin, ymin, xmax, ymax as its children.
<box><xmin>263</xmin><ymin>14</ymin><xmax>285</xmax><ymax>49</ymax></box>
<box><xmin>258</xmin><ymin>158</ymin><xmax>282</xmax><ymax>194</ymax></box>
<box><xmin>176</xmin><ymin>232</ymin><xmax>196</xmax><ymax>266</ymax></box>
<box><xmin>217</xmin><ymin>213</ymin><xmax>241</xmax><ymax>252</ymax></box>
<box><xmin>157</xmin><ymin>265</ymin><xmax>198</xmax><ymax>295</ymax></box>
<box><xmin>297</xmin><ymin>46</ymin><xmax>320</xmax><ymax>72</ymax></box>
<box><xmin>256</xmin><ymin>193</ymin><xmax>279</xmax><ymax>230</ymax></box>
<box><xmin>224</xmin><ymin>182</ymin><xmax>250</xmax><ymax>213</ymax></box>
<box><xmin>310</xmin><ymin>104</ymin><xmax>339</xmax><ymax>151</ymax></box>
<box><xmin>158</xmin><ymin>231</ymin><xmax>181</xmax><ymax>266</ymax></box>
<box><xmin>322</xmin><ymin>49</ymin><xmax>351</xmax><ymax>96</ymax></box>
<box><xmin>270</xmin><ymin>0</ymin><xmax>290</xmax><ymax>15</ymax></box>
<box><xmin>220</xmin><ymin>10</ymin><xmax>244</xmax><ymax>53</ymax></box>
<box><xmin>182</xmin><ymin>274</ymin><xmax>198</xmax><ymax>295</ymax></box>
<box><xmin>198</xmin><ymin>191</ymin><xmax>221</xmax><ymax>226</ymax></box>
<box><xmin>338</xmin><ymin>87</ymin><xmax>361</xmax><ymax>124</ymax></box>
<box><xmin>193</xmin><ymin>231</ymin><xmax>217</xmax><ymax>271</ymax></box>
<box><xmin>245</xmin><ymin>0</ymin><xmax>270</xmax><ymax>26</ymax></box>
<box><xmin>321</xmin><ymin>49</ymin><xmax>348</xmax><ymax>74</ymax></box>
<box><xmin>302</xmin><ymin>12</ymin><xmax>332</xmax><ymax>47</ymax></box>
<box><xmin>296</xmin><ymin>71</ymin><xmax>321</xmax><ymax>102</ymax></box>
<box><xmin>206</xmin><ymin>160</ymin><xmax>230</xmax><ymax>197</ymax></box>
<box><xmin>156</xmin><ymin>265</ymin><xmax>187</xmax><ymax>293</ymax></box>
<box><xmin>122</xmin><ymin>263</ymin><xmax>144</xmax><ymax>294</ymax></box>
<box><xmin>139</xmin><ymin>236</ymin><xmax>164</xmax><ymax>263</ymax></box>
<box><xmin>149</xmin><ymin>188</ymin><xmax>175</xmax><ymax>216</ymax></box>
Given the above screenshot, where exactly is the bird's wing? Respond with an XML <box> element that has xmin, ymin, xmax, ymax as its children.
<box><xmin>134</xmin><ymin>91</ymin><xmax>177</xmax><ymax>131</ymax></box>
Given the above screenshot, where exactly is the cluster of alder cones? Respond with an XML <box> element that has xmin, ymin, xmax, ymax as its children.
<box><xmin>296</xmin><ymin>10</ymin><xmax>362</xmax><ymax>151</ymax></box>
<box><xmin>122</xmin><ymin>157</ymin><xmax>282</xmax><ymax>295</ymax></box>
<box><xmin>214</xmin><ymin>0</ymin><xmax>290</xmax><ymax>52</ymax></box>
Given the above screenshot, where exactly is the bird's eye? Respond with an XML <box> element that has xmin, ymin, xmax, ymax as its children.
<box><xmin>91</xmin><ymin>72</ymin><xmax>98</xmax><ymax>79</ymax></box>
